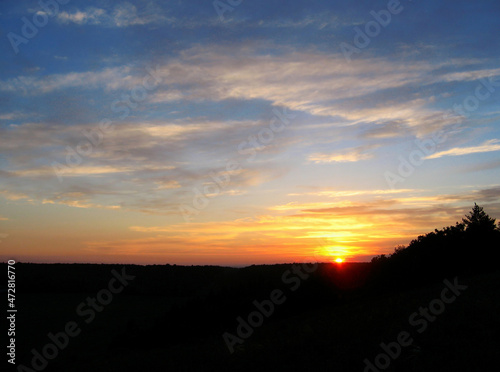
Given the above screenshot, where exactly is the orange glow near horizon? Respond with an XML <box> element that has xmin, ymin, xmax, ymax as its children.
<box><xmin>0</xmin><ymin>204</ymin><xmax>454</xmax><ymax>266</ymax></box>
<box><xmin>0</xmin><ymin>191</ymin><xmax>488</xmax><ymax>266</ymax></box>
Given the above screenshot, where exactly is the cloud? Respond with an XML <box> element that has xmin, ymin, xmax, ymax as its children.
<box><xmin>150</xmin><ymin>46</ymin><xmax>432</xmax><ymax>115</ymax></box>
<box><xmin>57</xmin><ymin>8</ymin><xmax>107</xmax><ymax>25</ymax></box>
<box><xmin>268</xmin><ymin>187</ymin><xmax>500</xmax><ymax>250</ymax></box>
<box><xmin>57</xmin><ymin>3</ymin><xmax>169</xmax><ymax>27</ymax></box>
<box><xmin>426</xmin><ymin>139</ymin><xmax>500</xmax><ymax>159</ymax></box>
<box><xmin>11</xmin><ymin>165</ymin><xmax>166</xmax><ymax>178</ymax></box>
<box><xmin>41</xmin><ymin>192</ymin><xmax>120</xmax><ymax>210</ymax></box>
<box><xmin>0</xmin><ymin>112</ymin><xmax>28</xmax><ymax>121</ymax></box>
<box><xmin>359</xmin><ymin>121</ymin><xmax>406</xmax><ymax>139</ymax></box>
<box><xmin>0</xmin><ymin>117</ymin><xmax>291</xmax><ymax>216</ymax></box>
<box><xmin>472</xmin><ymin>186</ymin><xmax>500</xmax><ymax>201</ymax></box>
<box><xmin>0</xmin><ymin>66</ymin><xmax>132</xmax><ymax>94</ymax></box>
<box><xmin>138</xmin><ymin>46</ymin><xmax>499</xmax><ymax>139</ymax></box>
<box><xmin>0</xmin><ymin>190</ymin><xmax>32</xmax><ymax>201</ymax></box>
<box><xmin>3</xmin><ymin>45</ymin><xmax>498</xmax><ymax>141</ymax></box>
<box><xmin>0</xmin><ymin>113</ymin><xmax>16</xmax><ymax>120</ymax></box>
<box><xmin>255</xmin><ymin>13</ymin><xmax>342</xmax><ymax>30</ymax></box>
<box><xmin>2</xmin><ymin>44</ymin><xmax>500</xmax><ymax>224</ymax></box>
<box><xmin>155</xmin><ymin>180</ymin><xmax>181</xmax><ymax>190</ymax></box>
<box><xmin>436</xmin><ymin>67</ymin><xmax>500</xmax><ymax>83</ymax></box>
<box><xmin>460</xmin><ymin>159</ymin><xmax>500</xmax><ymax>173</ymax></box>
<box><xmin>287</xmin><ymin>188</ymin><xmax>418</xmax><ymax>198</ymax></box>
<box><xmin>308</xmin><ymin>151</ymin><xmax>371</xmax><ymax>164</ymax></box>
<box><xmin>308</xmin><ymin>145</ymin><xmax>377</xmax><ymax>163</ymax></box>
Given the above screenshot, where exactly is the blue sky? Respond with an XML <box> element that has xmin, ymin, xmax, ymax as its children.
<box><xmin>0</xmin><ymin>0</ymin><xmax>499</xmax><ymax>265</ymax></box>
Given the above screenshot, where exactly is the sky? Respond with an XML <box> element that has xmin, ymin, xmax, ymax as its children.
<box><xmin>1</xmin><ymin>0</ymin><xmax>500</xmax><ymax>266</ymax></box>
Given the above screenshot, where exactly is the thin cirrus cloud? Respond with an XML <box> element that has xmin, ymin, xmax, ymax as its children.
<box><xmin>1</xmin><ymin>43</ymin><xmax>499</xmax><ymax>222</ymax></box>
<box><xmin>134</xmin><ymin>46</ymin><xmax>500</xmax><ymax>140</ymax></box>
<box><xmin>0</xmin><ymin>67</ymin><xmax>133</xmax><ymax>94</ymax></box>
<box><xmin>56</xmin><ymin>2</ymin><xmax>170</xmax><ymax>27</ymax></box>
<box><xmin>426</xmin><ymin>139</ymin><xmax>500</xmax><ymax>159</ymax></box>
<box><xmin>2</xmin><ymin>46</ymin><xmax>498</xmax><ymax>140</ymax></box>
<box><xmin>0</xmin><ymin>117</ymin><xmax>289</xmax><ymax>217</ymax></box>
<box><xmin>287</xmin><ymin>189</ymin><xmax>417</xmax><ymax>198</ymax></box>
<box><xmin>0</xmin><ymin>190</ymin><xmax>32</xmax><ymax>201</ymax></box>
<box><xmin>147</xmin><ymin>47</ymin><xmax>497</xmax><ymax>114</ymax></box>
<box><xmin>308</xmin><ymin>145</ymin><xmax>376</xmax><ymax>164</ymax></box>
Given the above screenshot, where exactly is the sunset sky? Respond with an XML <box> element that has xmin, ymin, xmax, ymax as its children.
<box><xmin>1</xmin><ymin>0</ymin><xmax>500</xmax><ymax>265</ymax></box>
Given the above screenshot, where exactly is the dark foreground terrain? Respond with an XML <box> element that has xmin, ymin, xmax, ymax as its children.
<box><xmin>3</xmin><ymin>261</ymin><xmax>500</xmax><ymax>372</ymax></box>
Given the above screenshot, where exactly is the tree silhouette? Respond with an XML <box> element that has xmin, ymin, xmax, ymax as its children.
<box><xmin>370</xmin><ymin>203</ymin><xmax>500</xmax><ymax>289</ymax></box>
<box><xmin>462</xmin><ymin>203</ymin><xmax>497</xmax><ymax>233</ymax></box>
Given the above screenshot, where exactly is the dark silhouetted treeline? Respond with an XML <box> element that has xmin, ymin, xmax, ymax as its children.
<box><xmin>370</xmin><ymin>203</ymin><xmax>500</xmax><ymax>290</ymax></box>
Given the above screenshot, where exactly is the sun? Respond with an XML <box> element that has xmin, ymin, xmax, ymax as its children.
<box><xmin>334</xmin><ymin>258</ymin><xmax>344</xmax><ymax>263</ymax></box>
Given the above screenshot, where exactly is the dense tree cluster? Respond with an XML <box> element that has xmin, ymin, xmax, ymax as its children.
<box><xmin>371</xmin><ymin>204</ymin><xmax>500</xmax><ymax>289</ymax></box>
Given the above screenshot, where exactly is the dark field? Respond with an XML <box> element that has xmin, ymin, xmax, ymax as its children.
<box><xmin>4</xmin><ymin>262</ymin><xmax>500</xmax><ymax>372</ymax></box>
